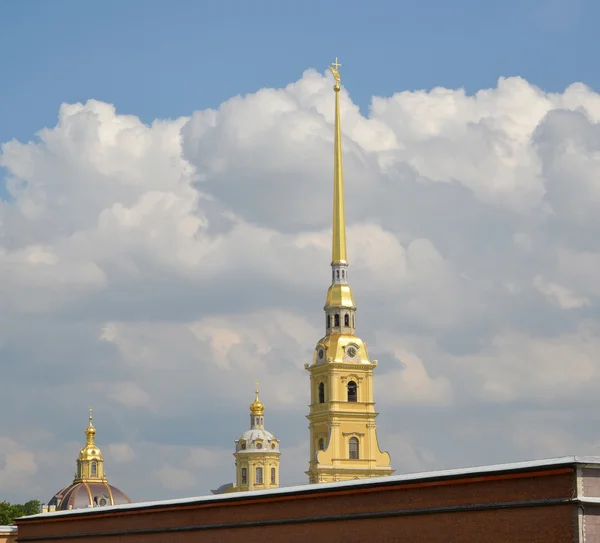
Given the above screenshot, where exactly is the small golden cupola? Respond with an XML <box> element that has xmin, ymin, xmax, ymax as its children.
<box><xmin>46</xmin><ymin>409</ymin><xmax>131</xmax><ymax>511</ymax></box>
<box><xmin>212</xmin><ymin>386</ymin><xmax>282</xmax><ymax>495</ymax></box>
<box><xmin>234</xmin><ymin>385</ymin><xmax>281</xmax><ymax>492</ymax></box>
<box><xmin>75</xmin><ymin>409</ymin><xmax>105</xmax><ymax>482</ymax></box>
<box><xmin>249</xmin><ymin>389</ymin><xmax>265</xmax><ymax>417</ymax></box>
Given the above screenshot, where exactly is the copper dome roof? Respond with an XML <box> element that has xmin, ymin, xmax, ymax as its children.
<box><xmin>49</xmin><ymin>481</ymin><xmax>131</xmax><ymax>511</ymax></box>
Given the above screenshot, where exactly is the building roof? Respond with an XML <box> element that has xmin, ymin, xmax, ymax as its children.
<box><xmin>21</xmin><ymin>455</ymin><xmax>600</xmax><ymax>521</ymax></box>
<box><xmin>236</xmin><ymin>428</ymin><xmax>279</xmax><ymax>453</ymax></box>
<box><xmin>48</xmin><ymin>481</ymin><xmax>131</xmax><ymax>511</ymax></box>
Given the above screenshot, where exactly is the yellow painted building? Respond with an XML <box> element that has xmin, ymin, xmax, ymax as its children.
<box><xmin>305</xmin><ymin>59</ymin><xmax>394</xmax><ymax>484</ymax></box>
<box><xmin>0</xmin><ymin>526</ymin><xmax>17</xmax><ymax>543</ymax></box>
<box><xmin>213</xmin><ymin>389</ymin><xmax>281</xmax><ymax>494</ymax></box>
<box><xmin>234</xmin><ymin>390</ymin><xmax>281</xmax><ymax>491</ymax></box>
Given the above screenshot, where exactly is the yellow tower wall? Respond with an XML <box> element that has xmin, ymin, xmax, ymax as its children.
<box><xmin>307</xmin><ymin>359</ymin><xmax>393</xmax><ymax>483</ymax></box>
<box><xmin>234</xmin><ymin>452</ymin><xmax>280</xmax><ymax>492</ymax></box>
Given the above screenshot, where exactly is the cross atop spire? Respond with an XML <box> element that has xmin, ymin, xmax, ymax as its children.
<box><xmin>329</xmin><ymin>57</ymin><xmax>342</xmax><ymax>86</ymax></box>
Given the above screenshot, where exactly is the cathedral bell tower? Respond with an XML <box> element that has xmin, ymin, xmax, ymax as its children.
<box><xmin>305</xmin><ymin>59</ymin><xmax>394</xmax><ymax>484</ymax></box>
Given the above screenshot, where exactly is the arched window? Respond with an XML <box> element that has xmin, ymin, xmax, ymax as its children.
<box><xmin>342</xmin><ymin>270</ymin><xmax>345</xmax><ymax>279</ymax></box>
<box><xmin>347</xmin><ymin>381</ymin><xmax>357</xmax><ymax>402</ymax></box>
<box><xmin>334</xmin><ymin>314</ymin><xmax>340</xmax><ymax>327</ymax></box>
<box><xmin>271</xmin><ymin>467</ymin><xmax>276</xmax><ymax>484</ymax></box>
<box><xmin>336</xmin><ymin>270</ymin><xmax>340</xmax><ymax>279</ymax></box>
<box><xmin>91</xmin><ymin>462</ymin><xmax>97</xmax><ymax>477</ymax></box>
<box><xmin>344</xmin><ymin>314</ymin><xmax>350</xmax><ymax>327</ymax></box>
<box><xmin>256</xmin><ymin>442</ymin><xmax>263</xmax><ymax>449</ymax></box>
<box><xmin>240</xmin><ymin>441</ymin><xmax>246</xmax><ymax>450</ymax></box>
<box><xmin>327</xmin><ymin>315</ymin><xmax>331</xmax><ymax>328</ymax></box>
<box><xmin>318</xmin><ymin>382</ymin><xmax>325</xmax><ymax>404</ymax></box>
<box><xmin>318</xmin><ymin>438</ymin><xmax>325</xmax><ymax>451</ymax></box>
<box><xmin>241</xmin><ymin>467</ymin><xmax>247</xmax><ymax>484</ymax></box>
<box><xmin>353</xmin><ymin>315</ymin><xmax>355</xmax><ymax>327</ymax></box>
<box><xmin>349</xmin><ymin>437</ymin><xmax>359</xmax><ymax>459</ymax></box>
<box><xmin>256</xmin><ymin>467</ymin><xmax>263</xmax><ymax>484</ymax></box>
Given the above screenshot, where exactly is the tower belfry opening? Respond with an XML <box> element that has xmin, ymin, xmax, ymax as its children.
<box><xmin>304</xmin><ymin>58</ymin><xmax>394</xmax><ymax>484</ymax></box>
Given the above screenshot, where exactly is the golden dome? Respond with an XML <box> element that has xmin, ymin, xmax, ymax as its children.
<box><xmin>79</xmin><ymin>444</ymin><xmax>102</xmax><ymax>460</ymax></box>
<box><xmin>78</xmin><ymin>409</ymin><xmax>103</xmax><ymax>463</ymax></box>
<box><xmin>249</xmin><ymin>389</ymin><xmax>264</xmax><ymax>415</ymax></box>
<box><xmin>85</xmin><ymin>419</ymin><xmax>96</xmax><ymax>438</ymax></box>
<box><xmin>325</xmin><ymin>283</ymin><xmax>355</xmax><ymax>308</ymax></box>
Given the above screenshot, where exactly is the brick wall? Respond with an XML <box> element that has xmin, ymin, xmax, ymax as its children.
<box><xmin>17</xmin><ymin>468</ymin><xmax>577</xmax><ymax>543</ymax></box>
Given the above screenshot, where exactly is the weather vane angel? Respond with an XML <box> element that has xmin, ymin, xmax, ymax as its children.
<box><xmin>329</xmin><ymin>57</ymin><xmax>342</xmax><ymax>84</ymax></box>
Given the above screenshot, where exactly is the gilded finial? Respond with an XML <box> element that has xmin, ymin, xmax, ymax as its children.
<box><xmin>85</xmin><ymin>407</ymin><xmax>96</xmax><ymax>441</ymax></box>
<box><xmin>249</xmin><ymin>382</ymin><xmax>265</xmax><ymax>415</ymax></box>
<box><xmin>329</xmin><ymin>57</ymin><xmax>342</xmax><ymax>89</ymax></box>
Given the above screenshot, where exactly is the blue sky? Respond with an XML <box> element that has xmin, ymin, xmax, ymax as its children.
<box><xmin>0</xmin><ymin>0</ymin><xmax>596</xmax><ymax>145</ymax></box>
<box><xmin>5</xmin><ymin>0</ymin><xmax>600</xmax><ymax>503</ymax></box>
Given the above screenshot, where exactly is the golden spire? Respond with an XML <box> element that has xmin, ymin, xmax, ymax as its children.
<box><xmin>330</xmin><ymin>57</ymin><xmax>347</xmax><ymax>265</ymax></box>
<box><xmin>323</xmin><ymin>57</ymin><xmax>356</xmax><ymax>312</ymax></box>
<box><xmin>75</xmin><ymin>408</ymin><xmax>105</xmax><ymax>482</ymax></box>
<box><xmin>249</xmin><ymin>381</ymin><xmax>264</xmax><ymax>415</ymax></box>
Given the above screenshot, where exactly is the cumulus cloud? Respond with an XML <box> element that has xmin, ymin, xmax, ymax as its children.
<box><xmin>156</xmin><ymin>464</ymin><xmax>196</xmax><ymax>491</ymax></box>
<box><xmin>3</xmin><ymin>69</ymin><xmax>600</xmax><ymax>503</ymax></box>
<box><xmin>0</xmin><ymin>438</ymin><xmax>37</xmax><ymax>492</ymax></box>
<box><xmin>106</xmin><ymin>443</ymin><xmax>135</xmax><ymax>463</ymax></box>
<box><xmin>532</xmin><ymin>275</ymin><xmax>590</xmax><ymax>309</ymax></box>
<box><xmin>376</xmin><ymin>348</ymin><xmax>453</xmax><ymax>406</ymax></box>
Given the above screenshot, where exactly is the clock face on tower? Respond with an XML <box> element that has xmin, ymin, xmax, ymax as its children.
<box><xmin>347</xmin><ymin>346</ymin><xmax>357</xmax><ymax>358</ymax></box>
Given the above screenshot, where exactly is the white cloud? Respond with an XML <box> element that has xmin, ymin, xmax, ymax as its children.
<box><xmin>97</xmin><ymin>381</ymin><xmax>154</xmax><ymax>410</ymax></box>
<box><xmin>533</xmin><ymin>275</ymin><xmax>591</xmax><ymax>309</ymax></box>
<box><xmin>106</xmin><ymin>443</ymin><xmax>135</xmax><ymax>463</ymax></box>
<box><xmin>457</xmin><ymin>325</ymin><xmax>599</xmax><ymax>404</ymax></box>
<box><xmin>156</xmin><ymin>464</ymin><xmax>196</xmax><ymax>491</ymax></box>
<box><xmin>4</xmin><ymin>70</ymin><xmax>600</xmax><ymax>503</ymax></box>
<box><xmin>383</xmin><ymin>433</ymin><xmax>439</xmax><ymax>474</ymax></box>
<box><xmin>185</xmin><ymin>447</ymin><xmax>227</xmax><ymax>470</ymax></box>
<box><xmin>376</xmin><ymin>347</ymin><xmax>453</xmax><ymax>406</ymax></box>
<box><xmin>0</xmin><ymin>438</ymin><xmax>37</xmax><ymax>493</ymax></box>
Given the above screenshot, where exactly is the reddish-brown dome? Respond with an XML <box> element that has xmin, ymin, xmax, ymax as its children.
<box><xmin>49</xmin><ymin>481</ymin><xmax>131</xmax><ymax>511</ymax></box>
